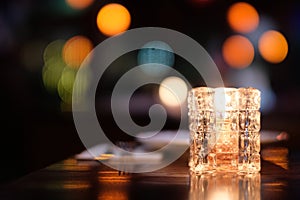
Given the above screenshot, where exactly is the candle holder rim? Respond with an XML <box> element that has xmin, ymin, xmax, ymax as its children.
<box><xmin>189</xmin><ymin>86</ymin><xmax>214</xmax><ymax>93</ymax></box>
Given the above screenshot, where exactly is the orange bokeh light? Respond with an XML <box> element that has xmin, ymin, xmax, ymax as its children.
<box><xmin>258</xmin><ymin>30</ymin><xmax>288</xmax><ymax>64</ymax></box>
<box><xmin>227</xmin><ymin>2</ymin><xmax>259</xmax><ymax>33</ymax></box>
<box><xmin>96</xmin><ymin>3</ymin><xmax>131</xmax><ymax>36</ymax></box>
<box><xmin>222</xmin><ymin>35</ymin><xmax>255</xmax><ymax>68</ymax></box>
<box><xmin>63</xmin><ymin>36</ymin><xmax>93</xmax><ymax>69</ymax></box>
<box><xmin>66</xmin><ymin>0</ymin><xmax>94</xmax><ymax>10</ymax></box>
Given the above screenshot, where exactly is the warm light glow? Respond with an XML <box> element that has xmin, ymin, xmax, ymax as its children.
<box><xmin>159</xmin><ymin>76</ymin><xmax>188</xmax><ymax>107</ymax></box>
<box><xmin>261</xmin><ymin>147</ymin><xmax>288</xmax><ymax>170</ymax></box>
<box><xmin>95</xmin><ymin>154</ymin><xmax>114</xmax><ymax>160</ymax></box>
<box><xmin>227</xmin><ymin>2</ymin><xmax>259</xmax><ymax>33</ymax></box>
<box><xmin>42</xmin><ymin>39</ymin><xmax>91</xmax><ymax>105</ymax></box>
<box><xmin>222</xmin><ymin>35</ymin><xmax>255</xmax><ymax>68</ymax></box>
<box><xmin>258</xmin><ymin>30</ymin><xmax>288</xmax><ymax>63</ymax></box>
<box><xmin>209</xmin><ymin>190</ymin><xmax>231</xmax><ymax>200</ymax></box>
<box><xmin>63</xmin><ymin>181</ymin><xmax>91</xmax><ymax>189</ymax></box>
<box><xmin>66</xmin><ymin>0</ymin><xmax>94</xmax><ymax>10</ymax></box>
<box><xmin>214</xmin><ymin>88</ymin><xmax>235</xmax><ymax>112</ymax></box>
<box><xmin>63</xmin><ymin>35</ymin><xmax>93</xmax><ymax>68</ymax></box>
<box><xmin>96</xmin><ymin>3</ymin><xmax>131</xmax><ymax>36</ymax></box>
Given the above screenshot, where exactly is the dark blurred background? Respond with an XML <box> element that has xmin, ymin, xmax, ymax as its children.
<box><xmin>0</xmin><ymin>0</ymin><xmax>300</xmax><ymax>183</ymax></box>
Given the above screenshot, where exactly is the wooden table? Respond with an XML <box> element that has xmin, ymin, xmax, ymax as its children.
<box><xmin>1</xmin><ymin>144</ymin><xmax>300</xmax><ymax>200</ymax></box>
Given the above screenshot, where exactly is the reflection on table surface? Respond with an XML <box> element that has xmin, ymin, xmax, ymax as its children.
<box><xmin>189</xmin><ymin>173</ymin><xmax>261</xmax><ymax>200</ymax></box>
<box><xmin>1</xmin><ymin>145</ymin><xmax>300</xmax><ymax>200</ymax></box>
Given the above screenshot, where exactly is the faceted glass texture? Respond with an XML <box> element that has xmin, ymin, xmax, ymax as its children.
<box><xmin>188</xmin><ymin>87</ymin><xmax>261</xmax><ymax>174</ymax></box>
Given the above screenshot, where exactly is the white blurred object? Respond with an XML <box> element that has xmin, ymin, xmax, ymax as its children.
<box><xmin>136</xmin><ymin>130</ymin><xmax>190</xmax><ymax>149</ymax></box>
<box><xmin>75</xmin><ymin>143</ymin><xmax>163</xmax><ymax>164</ymax></box>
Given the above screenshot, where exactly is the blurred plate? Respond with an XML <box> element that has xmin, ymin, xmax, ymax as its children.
<box><xmin>136</xmin><ymin>130</ymin><xmax>288</xmax><ymax>149</ymax></box>
<box><xmin>136</xmin><ymin>130</ymin><xmax>189</xmax><ymax>149</ymax></box>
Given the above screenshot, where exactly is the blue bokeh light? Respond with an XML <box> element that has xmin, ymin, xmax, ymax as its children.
<box><xmin>137</xmin><ymin>41</ymin><xmax>175</xmax><ymax>76</ymax></box>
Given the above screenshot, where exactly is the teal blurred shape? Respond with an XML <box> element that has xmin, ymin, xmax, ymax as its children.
<box><xmin>137</xmin><ymin>41</ymin><xmax>175</xmax><ymax>76</ymax></box>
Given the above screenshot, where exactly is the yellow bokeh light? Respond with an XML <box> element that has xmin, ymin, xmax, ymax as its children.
<box><xmin>66</xmin><ymin>0</ymin><xmax>94</xmax><ymax>10</ymax></box>
<box><xmin>58</xmin><ymin>67</ymin><xmax>77</xmax><ymax>104</ymax></box>
<box><xmin>258</xmin><ymin>30</ymin><xmax>288</xmax><ymax>64</ymax></box>
<box><xmin>42</xmin><ymin>40</ymin><xmax>66</xmax><ymax>92</ymax></box>
<box><xmin>222</xmin><ymin>35</ymin><xmax>255</xmax><ymax>69</ymax></box>
<box><xmin>159</xmin><ymin>76</ymin><xmax>188</xmax><ymax>107</ymax></box>
<box><xmin>96</xmin><ymin>3</ymin><xmax>131</xmax><ymax>36</ymax></box>
<box><xmin>63</xmin><ymin>35</ymin><xmax>93</xmax><ymax>69</ymax></box>
<box><xmin>227</xmin><ymin>2</ymin><xmax>259</xmax><ymax>33</ymax></box>
<box><xmin>58</xmin><ymin>78</ymin><xmax>72</xmax><ymax>103</ymax></box>
<box><xmin>72</xmin><ymin>68</ymin><xmax>90</xmax><ymax>105</ymax></box>
<box><xmin>42</xmin><ymin>61</ymin><xmax>65</xmax><ymax>92</ymax></box>
<box><xmin>43</xmin><ymin>40</ymin><xmax>65</xmax><ymax>64</ymax></box>
<box><xmin>60</xmin><ymin>67</ymin><xmax>77</xmax><ymax>93</ymax></box>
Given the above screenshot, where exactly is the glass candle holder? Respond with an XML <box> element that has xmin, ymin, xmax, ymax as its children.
<box><xmin>213</xmin><ymin>88</ymin><xmax>239</xmax><ymax>172</ymax></box>
<box><xmin>238</xmin><ymin>88</ymin><xmax>261</xmax><ymax>173</ymax></box>
<box><xmin>188</xmin><ymin>87</ymin><xmax>261</xmax><ymax>174</ymax></box>
<box><xmin>188</xmin><ymin>87</ymin><xmax>216</xmax><ymax>173</ymax></box>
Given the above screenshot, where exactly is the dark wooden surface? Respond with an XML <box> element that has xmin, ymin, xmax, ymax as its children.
<box><xmin>1</xmin><ymin>145</ymin><xmax>300</xmax><ymax>200</ymax></box>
